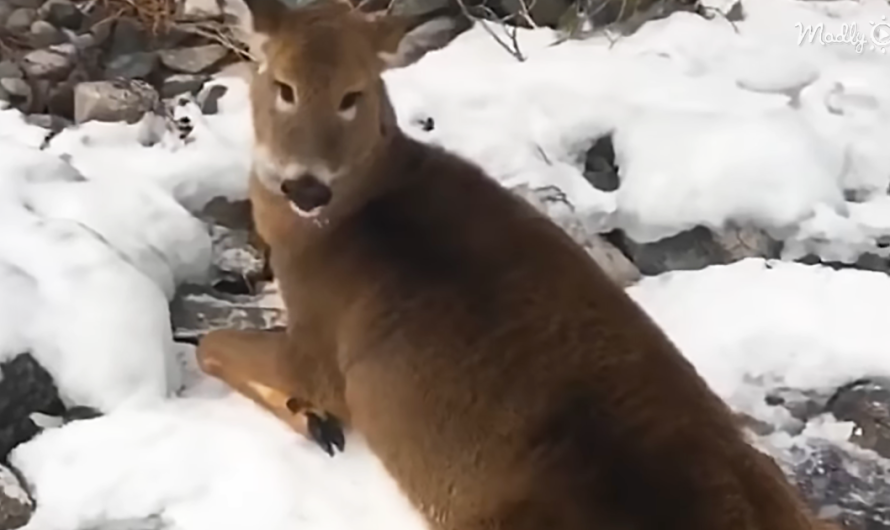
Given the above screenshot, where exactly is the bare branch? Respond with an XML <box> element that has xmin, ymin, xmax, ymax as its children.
<box><xmin>452</xmin><ymin>0</ymin><xmax>527</xmax><ymax>61</ymax></box>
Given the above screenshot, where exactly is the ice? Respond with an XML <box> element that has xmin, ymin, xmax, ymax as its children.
<box><xmin>2</xmin><ymin>0</ymin><xmax>890</xmax><ymax>528</ymax></box>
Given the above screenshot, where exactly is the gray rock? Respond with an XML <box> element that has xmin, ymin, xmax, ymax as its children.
<box><xmin>39</xmin><ymin>0</ymin><xmax>82</xmax><ymax>30</ymax></box>
<box><xmin>21</xmin><ymin>43</ymin><xmax>76</xmax><ymax>80</ymax></box>
<box><xmin>787</xmin><ymin>440</ymin><xmax>890</xmax><ymax>530</ymax></box>
<box><xmin>159</xmin><ymin>44</ymin><xmax>229</xmax><ymax>74</ymax></box>
<box><xmin>0</xmin><ymin>4</ymin><xmax>13</xmax><ymax>26</ymax></box>
<box><xmin>512</xmin><ymin>183</ymin><xmax>642</xmax><ymax>287</ymax></box>
<box><xmin>0</xmin><ymin>464</ymin><xmax>33</xmax><ymax>530</ymax></box>
<box><xmin>6</xmin><ymin>8</ymin><xmax>37</xmax><ymax>32</ymax></box>
<box><xmin>826</xmin><ymin>378</ymin><xmax>890</xmax><ymax>460</ymax></box>
<box><xmin>501</xmin><ymin>0</ymin><xmax>571</xmax><ymax>27</ymax></box>
<box><xmin>73</xmin><ymin>79</ymin><xmax>159</xmax><ymax>124</ymax></box>
<box><xmin>0</xmin><ymin>61</ymin><xmax>23</xmax><ymax>79</ymax></box>
<box><xmin>108</xmin><ymin>17</ymin><xmax>148</xmax><ymax>56</ymax></box>
<box><xmin>607</xmin><ymin>224</ymin><xmax>780</xmax><ymax>276</ymax></box>
<box><xmin>28</xmin><ymin>19</ymin><xmax>66</xmax><ymax>47</ymax></box>
<box><xmin>9</xmin><ymin>0</ymin><xmax>44</xmax><ymax>8</ymax></box>
<box><xmin>196</xmin><ymin>82</ymin><xmax>227</xmax><ymax>114</ymax></box>
<box><xmin>198</xmin><ymin>196</ymin><xmax>253</xmax><ymax>230</ymax></box>
<box><xmin>105</xmin><ymin>52</ymin><xmax>158</xmax><ymax>80</ymax></box>
<box><xmin>160</xmin><ymin>73</ymin><xmax>208</xmax><ymax>99</ymax></box>
<box><xmin>24</xmin><ymin>113</ymin><xmax>71</xmax><ymax>131</ymax></box>
<box><xmin>170</xmin><ymin>283</ymin><xmax>286</xmax><ymax>343</ymax></box>
<box><xmin>0</xmin><ymin>77</ymin><xmax>32</xmax><ymax>101</ymax></box>
<box><xmin>583</xmin><ymin>135</ymin><xmax>619</xmax><ymax>192</ymax></box>
<box><xmin>67</xmin><ymin>30</ymin><xmax>96</xmax><ymax>50</ymax></box>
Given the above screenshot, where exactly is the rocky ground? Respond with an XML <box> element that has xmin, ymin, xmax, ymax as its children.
<box><xmin>0</xmin><ymin>0</ymin><xmax>885</xmax><ymax>529</ymax></box>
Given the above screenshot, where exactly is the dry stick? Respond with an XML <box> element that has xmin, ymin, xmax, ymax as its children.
<box><xmin>453</xmin><ymin>0</ymin><xmax>526</xmax><ymax>61</ymax></box>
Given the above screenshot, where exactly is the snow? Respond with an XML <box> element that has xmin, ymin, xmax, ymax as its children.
<box><xmin>1</xmin><ymin>0</ymin><xmax>890</xmax><ymax>528</ymax></box>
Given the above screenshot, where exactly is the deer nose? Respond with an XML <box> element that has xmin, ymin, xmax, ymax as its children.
<box><xmin>281</xmin><ymin>174</ymin><xmax>332</xmax><ymax>214</ymax></box>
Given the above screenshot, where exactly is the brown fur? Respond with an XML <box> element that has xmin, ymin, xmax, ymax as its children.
<box><xmin>196</xmin><ymin>2</ymin><xmax>836</xmax><ymax>529</ymax></box>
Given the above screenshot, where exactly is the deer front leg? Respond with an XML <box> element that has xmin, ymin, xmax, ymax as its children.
<box><xmin>196</xmin><ymin>328</ymin><xmax>347</xmax><ymax>456</ymax></box>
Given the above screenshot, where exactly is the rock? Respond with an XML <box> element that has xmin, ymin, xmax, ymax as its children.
<box><xmin>605</xmin><ymin>224</ymin><xmax>781</xmax><ymax>276</ymax></box>
<box><xmin>170</xmin><ymin>283</ymin><xmax>286</xmax><ymax>343</ymax></box>
<box><xmin>0</xmin><ymin>78</ymin><xmax>33</xmax><ymax>107</ymax></box>
<box><xmin>511</xmin><ymin>183</ymin><xmax>642</xmax><ymax>287</ymax></box>
<box><xmin>196</xmin><ymin>83</ymin><xmax>227</xmax><ymax>114</ymax></box>
<box><xmin>159</xmin><ymin>44</ymin><xmax>229</xmax><ymax>74</ymax></box>
<box><xmin>28</xmin><ymin>19</ymin><xmax>65</xmax><ymax>47</ymax></box>
<box><xmin>39</xmin><ymin>0</ymin><xmax>83</xmax><ymax>30</ymax></box>
<box><xmin>24</xmin><ymin>113</ymin><xmax>71</xmax><ymax>132</ymax></box>
<box><xmin>181</xmin><ymin>0</ymin><xmax>224</xmax><ymax>19</ymax></box>
<box><xmin>0</xmin><ymin>61</ymin><xmax>23</xmax><ymax>79</ymax></box>
<box><xmin>160</xmin><ymin>73</ymin><xmax>208</xmax><ymax>99</ymax></box>
<box><xmin>0</xmin><ymin>4</ymin><xmax>13</xmax><ymax>26</ymax></box>
<box><xmin>5</xmin><ymin>8</ymin><xmax>37</xmax><ymax>32</ymax></box>
<box><xmin>0</xmin><ymin>464</ymin><xmax>33</xmax><ymax>530</ymax></box>
<box><xmin>46</xmin><ymin>77</ymin><xmax>77</xmax><ymax>119</ymax></box>
<box><xmin>826</xmin><ymin>378</ymin><xmax>890</xmax><ymax>460</ymax></box>
<box><xmin>584</xmin><ymin>135</ymin><xmax>619</xmax><ymax>192</ymax></box>
<box><xmin>198</xmin><ymin>196</ymin><xmax>253</xmax><ymax>230</ymax></box>
<box><xmin>20</xmin><ymin>44</ymin><xmax>76</xmax><ymax>81</ymax></box>
<box><xmin>108</xmin><ymin>17</ymin><xmax>149</xmax><ymax>56</ymax></box>
<box><xmin>788</xmin><ymin>441</ymin><xmax>890</xmax><ymax>530</ymax></box>
<box><xmin>9</xmin><ymin>0</ymin><xmax>44</xmax><ymax>8</ymax></box>
<box><xmin>765</xmin><ymin>387</ymin><xmax>832</xmax><ymax>424</ymax></box>
<box><xmin>208</xmin><ymin>224</ymin><xmax>267</xmax><ymax>283</ymax></box>
<box><xmin>105</xmin><ymin>52</ymin><xmax>158</xmax><ymax>80</ymax></box>
<box><xmin>67</xmin><ymin>30</ymin><xmax>96</xmax><ymax>50</ymax></box>
<box><xmin>74</xmin><ymin>79</ymin><xmax>159</xmax><ymax>124</ymax></box>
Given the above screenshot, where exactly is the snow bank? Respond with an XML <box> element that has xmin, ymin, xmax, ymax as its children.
<box><xmin>0</xmin><ymin>109</ymin><xmax>212</xmax><ymax>411</ymax></box>
<box><xmin>628</xmin><ymin>258</ymin><xmax>890</xmax><ymax>425</ymax></box>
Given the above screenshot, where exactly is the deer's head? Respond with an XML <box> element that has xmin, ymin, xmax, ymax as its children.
<box><xmin>243</xmin><ymin>0</ymin><xmax>470</xmax><ymax>217</ymax></box>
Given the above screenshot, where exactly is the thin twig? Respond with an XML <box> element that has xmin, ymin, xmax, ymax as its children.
<box><xmin>453</xmin><ymin>0</ymin><xmax>526</xmax><ymax>61</ymax></box>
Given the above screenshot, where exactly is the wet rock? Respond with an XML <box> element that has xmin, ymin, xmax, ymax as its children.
<box><xmin>40</xmin><ymin>0</ymin><xmax>83</xmax><ymax>30</ymax></box>
<box><xmin>104</xmin><ymin>52</ymin><xmax>158</xmax><ymax>80</ymax></box>
<box><xmin>170</xmin><ymin>282</ymin><xmax>287</xmax><ymax>342</ymax></box>
<box><xmin>28</xmin><ymin>19</ymin><xmax>66</xmax><ymax>47</ymax></box>
<box><xmin>21</xmin><ymin>43</ymin><xmax>77</xmax><ymax>81</ymax></box>
<box><xmin>826</xmin><ymin>378</ymin><xmax>890</xmax><ymax>460</ymax></box>
<box><xmin>606</xmin><ymin>224</ymin><xmax>781</xmax><ymax>276</ymax></box>
<box><xmin>74</xmin><ymin>79</ymin><xmax>159</xmax><ymax>124</ymax></box>
<box><xmin>160</xmin><ymin>73</ymin><xmax>208</xmax><ymax>99</ymax></box>
<box><xmin>0</xmin><ymin>4</ymin><xmax>12</xmax><ymax>26</ymax></box>
<box><xmin>208</xmin><ymin>224</ymin><xmax>267</xmax><ymax>283</ymax></box>
<box><xmin>0</xmin><ymin>464</ymin><xmax>33</xmax><ymax>530</ymax></box>
<box><xmin>159</xmin><ymin>44</ymin><xmax>229</xmax><ymax>74</ymax></box>
<box><xmin>5</xmin><ymin>8</ymin><xmax>37</xmax><ymax>32</ymax></box>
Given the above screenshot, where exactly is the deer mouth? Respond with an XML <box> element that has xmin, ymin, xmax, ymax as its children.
<box><xmin>281</xmin><ymin>174</ymin><xmax>332</xmax><ymax>217</ymax></box>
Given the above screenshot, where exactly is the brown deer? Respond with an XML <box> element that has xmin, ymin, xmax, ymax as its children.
<box><xmin>196</xmin><ymin>1</ymin><xmax>837</xmax><ymax>529</ymax></box>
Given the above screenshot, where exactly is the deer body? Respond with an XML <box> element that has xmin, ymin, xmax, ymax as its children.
<box><xmin>196</xmin><ymin>2</ymin><xmax>834</xmax><ymax>529</ymax></box>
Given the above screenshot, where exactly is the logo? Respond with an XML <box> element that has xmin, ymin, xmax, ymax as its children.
<box><xmin>794</xmin><ymin>17</ymin><xmax>890</xmax><ymax>54</ymax></box>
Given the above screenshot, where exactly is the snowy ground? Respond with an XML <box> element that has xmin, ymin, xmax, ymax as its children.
<box><xmin>3</xmin><ymin>0</ymin><xmax>890</xmax><ymax>528</ymax></box>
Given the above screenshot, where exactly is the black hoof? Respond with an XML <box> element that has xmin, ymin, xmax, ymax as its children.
<box><xmin>306</xmin><ymin>412</ymin><xmax>345</xmax><ymax>457</ymax></box>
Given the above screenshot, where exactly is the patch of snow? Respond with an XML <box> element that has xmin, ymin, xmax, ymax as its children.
<box><xmin>44</xmin><ymin>76</ymin><xmax>254</xmax><ymax>213</ymax></box>
<box><xmin>628</xmin><ymin>258</ymin><xmax>890</xmax><ymax>424</ymax></box>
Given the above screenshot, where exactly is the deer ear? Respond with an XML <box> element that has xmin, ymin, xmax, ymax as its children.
<box><xmin>371</xmin><ymin>8</ymin><xmax>472</xmax><ymax>69</ymax></box>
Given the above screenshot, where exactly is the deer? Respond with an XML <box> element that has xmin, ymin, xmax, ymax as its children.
<box><xmin>195</xmin><ymin>1</ymin><xmax>838</xmax><ymax>529</ymax></box>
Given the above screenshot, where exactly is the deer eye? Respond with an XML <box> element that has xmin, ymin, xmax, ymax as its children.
<box><xmin>275</xmin><ymin>81</ymin><xmax>295</xmax><ymax>104</ymax></box>
<box><xmin>339</xmin><ymin>91</ymin><xmax>362</xmax><ymax>111</ymax></box>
